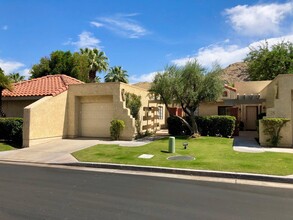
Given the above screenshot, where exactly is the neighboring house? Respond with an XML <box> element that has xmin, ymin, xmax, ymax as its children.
<box><xmin>2</xmin><ymin>74</ymin><xmax>83</xmax><ymax>117</ymax></box>
<box><xmin>3</xmin><ymin>75</ymin><xmax>165</xmax><ymax>147</ymax></box>
<box><xmin>135</xmin><ymin>81</ymin><xmax>271</xmax><ymax>131</ymax></box>
<box><xmin>200</xmin><ymin>81</ymin><xmax>271</xmax><ymax>131</ymax></box>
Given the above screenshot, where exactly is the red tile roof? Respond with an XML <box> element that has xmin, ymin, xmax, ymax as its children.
<box><xmin>3</xmin><ymin>74</ymin><xmax>84</xmax><ymax>97</ymax></box>
<box><xmin>224</xmin><ymin>84</ymin><xmax>237</xmax><ymax>92</ymax></box>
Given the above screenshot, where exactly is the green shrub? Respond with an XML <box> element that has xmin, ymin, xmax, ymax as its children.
<box><xmin>110</xmin><ymin>119</ymin><xmax>125</xmax><ymax>140</ymax></box>
<box><xmin>125</xmin><ymin>93</ymin><xmax>142</xmax><ymax>120</ymax></box>
<box><xmin>0</xmin><ymin>118</ymin><xmax>23</xmax><ymax>144</ymax></box>
<box><xmin>261</xmin><ymin>118</ymin><xmax>290</xmax><ymax>146</ymax></box>
<box><xmin>167</xmin><ymin>116</ymin><xmax>191</xmax><ymax>136</ymax></box>
<box><xmin>167</xmin><ymin>115</ymin><xmax>236</xmax><ymax>137</ymax></box>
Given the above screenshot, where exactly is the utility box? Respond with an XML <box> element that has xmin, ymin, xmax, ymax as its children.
<box><xmin>169</xmin><ymin>137</ymin><xmax>175</xmax><ymax>153</ymax></box>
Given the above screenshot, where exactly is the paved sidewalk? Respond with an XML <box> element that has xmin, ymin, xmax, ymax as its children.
<box><xmin>0</xmin><ymin>138</ymin><xmax>151</xmax><ymax>164</ymax></box>
<box><xmin>233</xmin><ymin>131</ymin><xmax>293</xmax><ymax>153</ymax></box>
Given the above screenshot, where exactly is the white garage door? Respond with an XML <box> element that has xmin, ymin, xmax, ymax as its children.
<box><xmin>80</xmin><ymin>102</ymin><xmax>113</xmax><ymax>137</ymax></box>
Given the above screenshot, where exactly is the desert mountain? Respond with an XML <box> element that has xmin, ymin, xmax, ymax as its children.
<box><xmin>221</xmin><ymin>62</ymin><xmax>250</xmax><ymax>86</ymax></box>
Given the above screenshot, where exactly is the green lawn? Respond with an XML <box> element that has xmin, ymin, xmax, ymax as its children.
<box><xmin>72</xmin><ymin>136</ymin><xmax>293</xmax><ymax>176</ymax></box>
<box><xmin>0</xmin><ymin>142</ymin><xmax>17</xmax><ymax>151</ymax></box>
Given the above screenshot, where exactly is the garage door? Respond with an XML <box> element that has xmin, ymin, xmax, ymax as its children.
<box><xmin>80</xmin><ymin>102</ymin><xmax>113</xmax><ymax>137</ymax></box>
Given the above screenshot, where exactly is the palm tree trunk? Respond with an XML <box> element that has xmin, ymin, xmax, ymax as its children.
<box><xmin>89</xmin><ymin>70</ymin><xmax>96</xmax><ymax>83</ymax></box>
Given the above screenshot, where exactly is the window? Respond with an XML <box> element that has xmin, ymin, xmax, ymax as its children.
<box><xmin>222</xmin><ymin>91</ymin><xmax>228</xmax><ymax>97</ymax></box>
<box><xmin>158</xmin><ymin>106</ymin><xmax>163</xmax><ymax>119</ymax></box>
<box><xmin>218</xmin><ymin>106</ymin><xmax>232</xmax><ymax>115</ymax></box>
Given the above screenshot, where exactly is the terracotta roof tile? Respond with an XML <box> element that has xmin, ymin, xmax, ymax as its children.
<box><xmin>224</xmin><ymin>84</ymin><xmax>237</xmax><ymax>92</ymax></box>
<box><xmin>3</xmin><ymin>74</ymin><xmax>84</xmax><ymax>97</ymax></box>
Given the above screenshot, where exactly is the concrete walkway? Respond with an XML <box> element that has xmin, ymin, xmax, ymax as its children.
<box><xmin>233</xmin><ymin>131</ymin><xmax>293</xmax><ymax>153</ymax></box>
<box><xmin>0</xmin><ymin>138</ymin><xmax>152</xmax><ymax>164</ymax></box>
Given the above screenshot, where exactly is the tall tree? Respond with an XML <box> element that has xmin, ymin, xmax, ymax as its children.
<box><xmin>104</xmin><ymin>66</ymin><xmax>128</xmax><ymax>83</ymax></box>
<box><xmin>8</xmin><ymin>73</ymin><xmax>25</xmax><ymax>83</ymax></box>
<box><xmin>150</xmin><ymin>60</ymin><xmax>223</xmax><ymax>136</ymax></box>
<box><xmin>0</xmin><ymin>68</ymin><xmax>13</xmax><ymax>117</ymax></box>
<box><xmin>30</xmin><ymin>50</ymin><xmax>89</xmax><ymax>82</ymax></box>
<box><xmin>244</xmin><ymin>41</ymin><xmax>293</xmax><ymax>80</ymax></box>
<box><xmin>80</xmin><ymin>48</ymin><xmax>108</xmax><ymax>83</ymax></box>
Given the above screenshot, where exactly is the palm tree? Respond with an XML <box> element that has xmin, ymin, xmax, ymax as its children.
<box><xmin>8</xmin><ymin>72</ymin><xmax>25</xmax><ymax>83</ymax></box>
<box><xmin>80</xmin><ymin>48</ymin><xmax>108</xmax><ymax>83</ymax></box>
<box><xmin>105</xmin><ymin>66</ymin><xmax>129</xmax><ymax>83</ymax></box>
<box><xmin>0</xmin><ymin>68</ymin><xmax>12</xmax><ymax>117</ymax></box>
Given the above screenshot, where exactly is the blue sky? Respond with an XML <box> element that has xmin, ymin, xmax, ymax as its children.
<box><xmin>1</xmin><ymin>0</ymin><xmax>293</xmax><ymax>82</ymax></box>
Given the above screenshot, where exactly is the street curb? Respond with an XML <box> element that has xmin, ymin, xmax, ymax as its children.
<box><xmin>61</xmin><ymin>162</ymin><xmax>293</xmax><ymax>184</ymax></box>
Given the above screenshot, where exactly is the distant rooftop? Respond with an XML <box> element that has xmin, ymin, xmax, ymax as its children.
<box><xmin>3</xmin><ymin>74</ymin><xmax>84</xmax><ymax>97</ymax></box>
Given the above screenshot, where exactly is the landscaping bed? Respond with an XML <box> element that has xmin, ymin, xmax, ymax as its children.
<box><xmin>72</xmin><ymin>136</ymin><xmax>293</xmax><ymax>176</ymax></box>
<box><xmin>0</xmin><ymin>141</ymin><xmax>17</xmax><ymax>151</ymax></box>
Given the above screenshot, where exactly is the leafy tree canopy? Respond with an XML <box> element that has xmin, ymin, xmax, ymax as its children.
<box><xmin>149</xmin><ymin>60</ymin><xmax>224</xmax><ymax>135</ymax></box>
<box><xmin>31</xmin><ymin>49</ymin><xmax>106</xmax><ymax>83</ymax></box>
<box><xmin>0</xmin><ymin>68</ymin><xmax>12</xmax><ymax>117</ymax></box>
<box><xmin>244</xmin><ymin>41</ymin><xmax>293</xmax><ymax>80</ymax></box>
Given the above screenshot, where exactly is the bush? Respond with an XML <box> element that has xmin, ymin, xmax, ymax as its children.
<box><xmin>261</xmin><ymin>118</ymin><xmax>290</xmax><ymax>146</ymax></box>
<box><xmin>167</xmin><ymin>115</ymin><xmax>236</xmax><ymax>137</ymax></box>
<box><xmin>110</xmin><ymin>119</ymin><xmax>125</xmax><ymax>140</ymax></box>
<box><xmin>0</xmin><ymin>118</ymin><xmax>23</xmax><ymax>144</ymax></box>
<box><xmin>167</xmin><ymin>116</ymin><xmax>191</xmax><ymax>136</ymax></box>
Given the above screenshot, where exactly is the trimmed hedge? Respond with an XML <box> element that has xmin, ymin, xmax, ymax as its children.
<box><xmin>167</xmin><ymin>116</ymin><xmax>191</xmax><ymax>136</ymax></box>
<box><xmin>168</xmin><ymin>115</ymin><xmax>236</xmax><ymax>137</ymax></box>
<box><xmin>0</xmin><ymin>118</ymin><xmax>23</xmax><ymax>144</ymax></box>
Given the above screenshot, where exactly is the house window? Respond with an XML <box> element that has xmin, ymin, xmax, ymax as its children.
<box><xmin>218</xmin><ymin>106</ymin><xmax>232</xmax><ymax>115</ymax></box>
<box><xmin>222</xmin><ymin>91</ymin><xmax>228</xmax><ymax>97</ymax></box>
<box><xmin>158</xmin><ymin>106</ymin><xmax>163</xmax><ymax>119</ymax></box>
<box><xmin>275</xmin><ymin>84</ymin><xmax>279</xmax><ymax>99</ymax></box>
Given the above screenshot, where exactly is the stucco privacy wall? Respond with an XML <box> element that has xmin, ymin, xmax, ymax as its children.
<box><xmin>120</xmin><ymin>83</ymin><xmax>166</xmax><ymax>132</ymax></box>
<box><xmin>23</xmin><ymin>91</ymin><xmax>68</xmax><ymax>147</ymax></box>
<box><xmin>259</xmin><ymin>75</ymin><xmax>293</xmax><ymax>147</ymax></box>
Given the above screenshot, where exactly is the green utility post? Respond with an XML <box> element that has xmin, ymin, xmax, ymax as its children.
<box><xmin>169</xmin><ymin>137</ymin><xmax>175</xmax><ymax>153</ymax></box>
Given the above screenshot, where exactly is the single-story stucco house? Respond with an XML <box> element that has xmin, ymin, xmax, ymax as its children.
<box><xmin>3</xmin><ymin>75</ymin><xmax>166</xmax><ymax>147</ymax></box>
<box><xmin>135</xmin><ymin>78</ymin><xmax>293</xmax><ymax>147</ymax></box>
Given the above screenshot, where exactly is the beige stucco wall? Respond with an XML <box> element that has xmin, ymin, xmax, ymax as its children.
<box><xmin>198</xmin><ymin>102</ymin><xmax>228</xmax><ymax>116</ymax></box>
<box><xmin>235</xmin><ymin>81</ymin><xmax>271</xmax><ymax>95</ymax></box>
<box><xmin>259</xmin><ymin>119</ymin><xmax>291</xmax><ymax>147</ymax></box>
<box><xmin>23</xmin><ymin>91</ymin><xmax>68</xmax><ymax>147</ymax></box>
<box><xmin>259</xmin><ymin>75</ymin><xmax>293</xmax><ymax>147</ymax></box>
<box><xmin>221</xmin><ymin>88</ymin><xmax>237</xmax><ymax>100</ymax></box>
<box><xmin>2</xmin><ymin>99</ymin><xmax>38</xmax><ymax>118</ymax></box>
<box><xmin>66</xmin><ymin>82</ymin><xmax>165</xmax><ymax>140</ymax></box>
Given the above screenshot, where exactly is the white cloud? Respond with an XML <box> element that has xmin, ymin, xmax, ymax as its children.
<box><xmin>92</xmin><ymin>13</ymin><xmax>148</xmax><ymax>39</ymax></box>
<box><xmin>19</xmin><ymin>68</ymin><xmax>31</xmax><ymax>79</ymax></box>
<box><xmin>225</xmin><ymin>2</ymin><xmax>293</xmax><ymax>37</ymax></box>
<box><xmin>172</xmin><ymin>34</ymin><xmax>293</xmax><ymax>68</ymax></box>
<box><xmin>130</xmin><ymin>71</ymin><xmax>160</xmax><ymax>83</ymax></box>
<box><xmin>0</xmin><ymin>59</ymin><xmax>25</xmax><ymax>74</ymax></box>
<box><xmin>90</xmin><ymin>21</ymin><xmax>104</xmax><ymax>28</ymax></box>
<box><xmin>65</xmin><ymin>31</ymin><xmax>101</xmax><ymax>49</ymax></box>
<box><xmin>2</xmin><ymin>25</ymin><xmax>8</xmax><ymax>31</ymax></box>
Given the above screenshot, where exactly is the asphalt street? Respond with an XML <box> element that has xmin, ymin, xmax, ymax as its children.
<box><xmin>0</xmin><ymin>163</ymin><xmax>292</xmax><ymax>220</ymax></box>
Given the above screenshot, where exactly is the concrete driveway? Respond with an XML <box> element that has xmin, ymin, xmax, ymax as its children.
<box><xmin>0</xmin><ymin>138</ymin><xmax>151</xmax><ymax>164</ymax></box>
